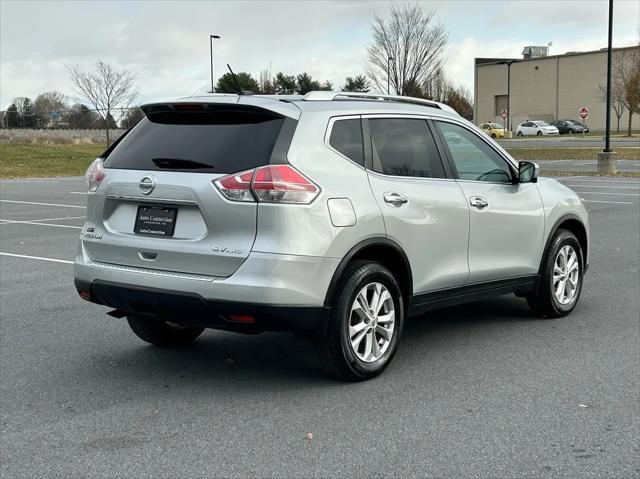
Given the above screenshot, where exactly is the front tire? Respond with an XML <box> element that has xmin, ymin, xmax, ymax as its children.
<box><xmin>536</xmin><ymin>131</ymin><xmax>543</xmax><ymax>136</ymax></box>
<box><xmin>127</xmin><ymin>315</ymin><xmax>204</xmax><ymax>347</ymax></box>
<box><xmin>517</xmin><ymin>131</ymin><xmax>523</xmax><ymax>137</ymax></box>
<box><xmin>527</xmin><ymin>230</ymin><xmax>584</xmax><ymax>318</ymax></box>
<box><xmin>315</xmin><ymin>261</ymin><xmax>404</xmax><ymax>381</ymax></box>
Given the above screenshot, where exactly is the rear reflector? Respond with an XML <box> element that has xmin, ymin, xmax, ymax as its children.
<box><xmin>85</xmin><ymin>158</ymin><xmax>105</xmax><ymax>192</ymax></box>
<box><xmin>227</xmin><ymin>315</ymin><xmax>255</xmax><ymax>323</ymax></box>
<box><xmin>214</xmin><ymin>165</ymin><xmax>319</xmax><ymax>204</ymax></box>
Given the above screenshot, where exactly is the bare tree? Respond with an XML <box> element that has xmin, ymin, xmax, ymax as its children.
<box><xmin>366</xmin><ymin>3</ymin><xmax>447</xmax><ymax>95</ymax></box>
<box><xmin>66</xmin><ymin>61</ymin><xmax>138</xmax><ymax>143</ymax></box>
<box><xmin>259</xmin><ymin>68</ymin><xmax>275</xmax><ymax>94</ymax></box>
<box><xmin>597</xmin><ymin>81</ymin><xmax>625</xmax><ymax>133</ymax></box>
<box><xmin>422</xmin><ymin>66</ymin><xmax>450</xmax><ymax>102</ymax></box>
<box><xmin>614</xmin><ymin>44</ymin><xmax>640</xmax><ymax>136</ymax></box>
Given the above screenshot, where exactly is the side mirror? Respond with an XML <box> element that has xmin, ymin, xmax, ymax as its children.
<box><xmin>519</xmin><ymin>161</ymin><xmax>539</xmax><ymax>183</ymax></box>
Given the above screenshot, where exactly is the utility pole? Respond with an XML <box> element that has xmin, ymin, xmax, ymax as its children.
<box><xmin>209</xmin><ymin>34</ymin><xmax>221</xmax><ymax>93</ymax></box>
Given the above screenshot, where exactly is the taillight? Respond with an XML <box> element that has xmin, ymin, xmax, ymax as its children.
<box><xmin>214</xmin><ymin>165</ymin><xmax>320</xmax><ymax>204</ymax></box>
<box><xmin>85</xmin><ymin>158</ymin><xmax>105</xmax><ymax>192</ymax></box>
<box><xmin>214</xmin><ymin>169</ymin><xmax>255</xmax><ymax>202</ymax></box>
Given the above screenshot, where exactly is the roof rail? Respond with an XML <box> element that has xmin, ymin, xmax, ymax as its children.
<box><xmin>302</xmin><ymin>91</ymin><xmax>458</xmax><ymax>115</ymax></box>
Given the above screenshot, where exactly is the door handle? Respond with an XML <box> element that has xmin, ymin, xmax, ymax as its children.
<box><xmin>469</xmin><ymin>196</ymin><xmax>489</xmax><ymax>209</ymax></box>
<box><xmin>383</xmin><ymin>192</ymin><xmax>408</xmax><ymax>207</ymax></box>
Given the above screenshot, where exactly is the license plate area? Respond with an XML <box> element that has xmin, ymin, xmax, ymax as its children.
<box><xmin>134</xmin><ymin>205</ymin><xmax>177</xmax><ymax>237</ymax></box>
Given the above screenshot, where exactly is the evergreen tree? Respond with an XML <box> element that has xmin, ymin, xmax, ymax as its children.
<box><xmin>214</xmin><ymin>72</ymin><xmax>260</xmax><ymax>93</ymax></box>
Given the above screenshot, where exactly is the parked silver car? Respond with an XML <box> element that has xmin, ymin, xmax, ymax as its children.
<box><xmin>75</xmin><ymin>92</ymin><xmax>589</xmax><ymax>380</ymax></box>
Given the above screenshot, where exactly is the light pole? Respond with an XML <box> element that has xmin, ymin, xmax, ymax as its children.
<box><xmin>387</xmin><ymin>57</ymin><xmax>394</xmax><ymax>94</ymax></box>
<box><xmin>598</xmin><ymin>0</ymin><xmax>616</xmax><ymax>173</ymax></box>
<box><xmin>604</xmin><ymin>0</ymin><xmax>613</xmax><ymax>153</ymax></box>
<box><xmin>209</xmin><ymin>34</ymin><xmax>221</xmax><ymax>93</ymax></box>
<box><xmin>498</xmin><ymin>59</ymin><xmax>518</xmax><ymax>132</ymax></box>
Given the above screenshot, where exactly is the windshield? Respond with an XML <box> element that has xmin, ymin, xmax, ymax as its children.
<box><xmin>533</xmin><ymin>121</ymin><xmax>550</xmax><ymax>126</ymax></box>
<box><xmin>567</xmin><ymin>120</ymin><xmax>583</xmax><ymax>125</ymax></box>
<box><xmin>488</xmin><ymin>123</ymin><xmax>503</xmax><ymax>129</ymax></box>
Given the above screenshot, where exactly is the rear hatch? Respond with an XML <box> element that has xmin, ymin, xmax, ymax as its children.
<box><xmin>83</xmin><ymin>101</ymin><xmax>298</xmax><ymax>277</ymax></box>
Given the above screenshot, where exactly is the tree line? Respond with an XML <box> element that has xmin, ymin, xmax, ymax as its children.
<box><xmin>1</xmin><ymin>94</ymin><xmax>135</xmax><ymax>130</ymax></box>
<box><xmin>214</xmin><ymin>71</ymin><xmax>371</xmax><ymax>95</ymax></box>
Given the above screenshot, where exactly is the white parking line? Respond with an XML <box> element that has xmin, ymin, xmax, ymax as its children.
<box><xmin>575</xmin><ymin>191</ymin><xmax>640</xmax><ymax>196</ymax></box>
<box><xmin>0</xmin><ymin>252</ymin><xmax>73</xmax><ymax>264</ymax></box>
<box><xmin>69</xmin><ymin>192</ymin><xmax>88</xmax><ymax>195</ymax></box>
<box><xmin>565</xmin><ymin>184</ymin><xmax>640</xmax><ymax>189</ymax></box>
<box><xmin>28</xmin><ymin>215</ymin><xmax>86</xmax><ymax>222</ymax></box>
<box><xmin>559</xmin><ymin>178</ymin><xmax>640</xmax><ymax>184</ymax></box>
<box><xmin>0</xmin><ymin>219</ymin><xmax>82</xmax><ymax>229</ymax></box>
<box><xmin>575</xmin><ymin>161</ymin><xmax>597</xmax><ymax>166</ymax></box>
<box><xmin>582</xmin><ymin>200</ymin><xmax>635</xmax><ymax>205</ymax></box>
<box><xmin>0</xmin><ymin>200</ymin><xmax>85</xmax><ymax>209</ymax></box>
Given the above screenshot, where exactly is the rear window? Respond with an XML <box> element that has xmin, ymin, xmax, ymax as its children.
<box><xmin>370</xmin><ymin>118</ymin><xmax>445</xmax><ymax>179</ymax></box>
<box><xmin>104</xmin><ymin>105</ymin><xmax>292</xmax><ymax>173</ymax></box>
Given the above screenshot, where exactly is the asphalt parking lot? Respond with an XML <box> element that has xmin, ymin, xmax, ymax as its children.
<box><xmin>1</xmin><ymin>175</ymin><xmax>639</xmax><ymax>478</ymax></box>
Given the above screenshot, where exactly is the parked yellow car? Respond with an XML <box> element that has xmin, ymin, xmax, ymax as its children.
<box><xmin>479</xmin><ymin>122</ymin><xmax>506</xmax><ymax>138</ymax></box>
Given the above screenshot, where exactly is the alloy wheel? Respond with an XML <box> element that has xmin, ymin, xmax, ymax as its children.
<box><xmin>553</xmin><ymin>245</ymin><xmax>580</xmax><ymax>305</ymax></box>
<box><xmin>348</xmin><ymin>282</ymin><xmax>395</xmax><ymax>362</ymax></box>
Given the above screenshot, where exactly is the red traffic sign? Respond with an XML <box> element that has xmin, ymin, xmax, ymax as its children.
<box><xmin>500</xmin><ymin>109</ymin><xmax>508</xmax><ymax>120</ymax></box>
<box><xmin>579</xmin><ymin>107</ymin><xmax>589</xmax><ymax>119</ymax></box>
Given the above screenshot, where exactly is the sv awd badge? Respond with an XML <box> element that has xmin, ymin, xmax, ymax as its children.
<box><xmin>212</xmin><ymin>245</ymin><xmax>243</xmax><ymax>255</ymax></box>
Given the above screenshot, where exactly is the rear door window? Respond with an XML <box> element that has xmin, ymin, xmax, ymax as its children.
<box><xmin>104</xmin><ymin>105</ymin><xmax>292</xmax><ymax>173</ymax></box>
<box><xmin>369</xmin><ymin>118</ymin><xmax>445</xmax><ymax>178</ymax></box>
<box><xmin>329</xmin><ymin>118</ymin><xmax>364</xmax><ymax>166</ymax></box>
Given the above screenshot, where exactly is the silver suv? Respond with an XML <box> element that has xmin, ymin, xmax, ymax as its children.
<box><xmin>75</xmin><ymin>92</ymin><xmax>589</xmax><ymax>380</ymax></box>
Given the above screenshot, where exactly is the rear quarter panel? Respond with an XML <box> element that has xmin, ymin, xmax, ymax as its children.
<box><xmin>251</xmin><ymin>111</ymin><xmax>385</xmax><ymax>259</ymax></box>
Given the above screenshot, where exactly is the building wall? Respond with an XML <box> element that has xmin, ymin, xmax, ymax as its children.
<box><xmin>475</xmin><ymin>48</ymin><xmax>640</xmax><ymax>131</ymax></box>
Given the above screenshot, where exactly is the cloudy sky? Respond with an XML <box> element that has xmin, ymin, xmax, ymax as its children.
<box><xmin>1</xmin><ymin>0</ymin><xmax>639</xmax><ymax>109</ymax></box>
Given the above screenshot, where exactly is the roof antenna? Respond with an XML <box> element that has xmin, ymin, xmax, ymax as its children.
<box><xmin>227</xmin><ymin>64</ymin><xmax>243</xmax><ymax>95</ymax></box>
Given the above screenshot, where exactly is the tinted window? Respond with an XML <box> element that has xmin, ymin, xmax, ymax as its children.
<box><xmin>329</xmin><ymin>118</ymin><xmax>364</xmax><ymax>165</ymax></box>
<box><xmin>436</xmin><ymin>121</ymin><xmax>513</xmax><ymax>183</ymax></box>
<box><xmin>369</xmin><ymin>118</ymin><xmax>445</xmax><ymax>178</ymax></box>
<box><xmin>104</xmin><ymin>107</ymin><xmax>289</xmax><ymax>173</ymax></box>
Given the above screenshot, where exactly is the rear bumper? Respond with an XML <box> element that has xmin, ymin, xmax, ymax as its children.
<box><xmin>74</xmin><ymin>248</ymin><xmax>340</xmax><ymax>334</ymax></box>
<box><xmin>76</xmin><ymin>279</ymin><xmax>329</xmax><ymax>334</ymax></box>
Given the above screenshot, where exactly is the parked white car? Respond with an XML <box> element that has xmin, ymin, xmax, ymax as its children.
<box><xmin>516</xmin><ymin>121</ymin><xmax>559</xmax><ymax>137</ymax></box>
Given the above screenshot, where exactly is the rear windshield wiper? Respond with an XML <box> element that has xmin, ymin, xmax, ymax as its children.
<box><xmin>152</xmin><ymin>158</ymin><xmax>212</xmax><ymax>169</ymax></box>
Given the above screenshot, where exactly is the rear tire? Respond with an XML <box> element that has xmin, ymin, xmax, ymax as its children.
<box><xmin>127</xmin><ymin>315</ymin><xmax>204</xmax><ymax>347</ymax></box>
<box><xmin>517</xmin><ymin>131</ymin><xmax>523</xmax><ymax>137</ymax></box>
<box><xmin>491</xmin><ymin>133</ymin><xmax>497</xmax><ymax>138</ymax></box>
<box><xmin>536</xmin><ymin>131</ymin><xmax>543</xmax><ymax>136</ymax></box>
<box><xmin>527</xmin><ymin>230</ymin><xmax>584</xmax><ymax>318</ymax></box>
<box><xmin>315</xmin><ymin>260</ymin><xmax>404</xmax><ymax>381</ymax></box>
